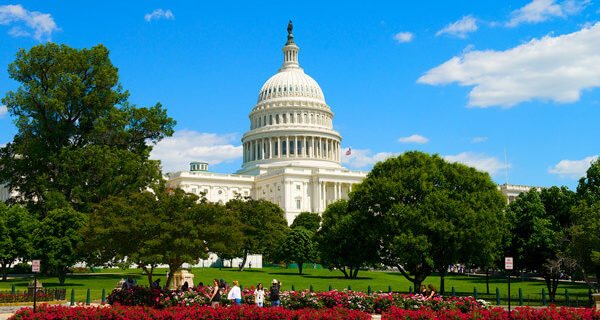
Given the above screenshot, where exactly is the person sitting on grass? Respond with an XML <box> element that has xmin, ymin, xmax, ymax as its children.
<box><xmin>151</xmin><ymin>278</ymin><xmax>161</xmax><ymax>289</ymax></box>
<box><xmin>181</xmin><ymin>281</ymin><xmax>189</xmax><ymax>291</ymax></box>
<box><xmin>228</xmin><ymin>280</ymin><xmax>242</xmax><ymax>306</ymax></box>
<box><xmin>420</xmin><ymin>284</ymin><xmax>427</xmax><ymax>296</ymax></box>
<box><xmin>427</xmin><ymin>284</ymin><xmax>438</xmax><ymax>299</ymax></box>
<box><xmin>269</xmin><ymin>279</ymin><xmax>281</xmax><ymax>307</ymax></box>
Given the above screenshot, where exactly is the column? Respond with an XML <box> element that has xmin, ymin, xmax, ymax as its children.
<box><xmin>338</xmin><ymin>183</ymin><xmax>342</xmax><ymax>199</ymax></box>
<box><xmin>302</xmin><ymin>136</ymin><xmax>306</xmax><ymax>157</ymax></box>
<box><xmin>269</xmin><ymin>138</ymin><xmax>273</xmax><ymax>159</ymax></box>
<box><xmin>325</xmin><ymin>139</ymin><xmax>329</xmax><ymax>160</ymax></box>
<box><xmin>334</xmin><ymin>182</ymin><xmax>338</xmax><ymax>200</ymax></box>
<box><xmin>286</xmin><ymin>136</ymin><xmax>289</xmax><ymax>157</ymax></box>
<box><xmin>253</xmin><ymin>141</ymin><xmax>256</xmax><ymax>161</ymax></box>
<box><xmin>294</xmin><ymin>136</ymin><xmax>298</xmax><ymax>157</ymax></box>
<box><xmin>277</xmin><ymin>137</ymin><xmax>281</xmax><ymax>158</ymax></box>
<box><xmin>349</xmin><ymin>184</ymin><xmax>353</xmax><ymax>192</ymax></box>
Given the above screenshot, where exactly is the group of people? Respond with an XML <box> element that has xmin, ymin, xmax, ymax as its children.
<box><xmin>420</xmin><ymin>284</ymin><xmax>439</xmax><ymax>299</ymax></box>
<box><xmin>209</xmin><ymin>278</ymin><xmax>282</xmax><ymax>307</ymax></box>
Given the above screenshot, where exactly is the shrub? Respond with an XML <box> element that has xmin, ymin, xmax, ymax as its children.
<box><xmin>10</xmin><ymin>304</ymin><xmax>372</xmax><ymax>320</ymax></box>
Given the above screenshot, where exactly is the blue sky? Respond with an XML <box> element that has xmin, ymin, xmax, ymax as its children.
<box><xmin>0</xmin><ymin>0</ymin><xmax>598</xmax><ymax>190</ymax></box>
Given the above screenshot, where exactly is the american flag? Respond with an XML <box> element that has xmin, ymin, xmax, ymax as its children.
<box><xmin>345</xmin><ymin>147</ymin><xmax>351</xmax><ymax>156</ymax></box>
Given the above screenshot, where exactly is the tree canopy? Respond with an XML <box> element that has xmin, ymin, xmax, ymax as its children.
<box><xmin>0</xmin><ymin>43</ymin><xmax>175</xmax><ymax>215</ymax></box>
<box><xmin>85</xmin><ymin>183</ymin><xmax>221</xmax><ymax>286</ymax></box>
<box><xmin>0</xmin><ymin>203</ymin><xmax>37</xmax><ymax>280</ymax></box>
<box><xmin>277</xmin><ymin>227</ymin><xmax>315</xmax><ymax>275</ymax></box>
<box><xmin>225</xmin><ymin>198</ymin><xmax>288</xmax><ymax>271</ymax></box>
<box><xmin>348</xmin><ymin>151</ymin><xmax>506</xmax><ymax>290</ymax></box>
<box><xmin>290</xmin><ymin>212</ymin><xmax>321</xmax><ymax>233</ymax></box>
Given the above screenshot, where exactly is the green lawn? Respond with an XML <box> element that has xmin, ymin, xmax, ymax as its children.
<box><xmin>0</xmin><ymin>267</ymin><xmax>592</xmax><ymax>306</ymax></box>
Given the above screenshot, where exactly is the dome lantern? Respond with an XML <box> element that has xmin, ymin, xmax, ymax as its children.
<box><xmin>280</xmin><ymin>20</ymin><xmax>300</xmax><ymax>71</ymax></box>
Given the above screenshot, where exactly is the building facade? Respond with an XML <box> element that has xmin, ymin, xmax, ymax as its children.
<box><xmin>164</xmin><ymin>24</ymin><xmax>368</xmax><ymax>224</ymax></box>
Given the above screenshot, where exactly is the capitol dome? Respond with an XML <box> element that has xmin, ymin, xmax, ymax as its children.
<box><xmin>239</xmin><ymin>22</ymin><xmax>342</xmax><ymax>175</ymax></box>
<box><xmin>257</xmin><ymin>70</ymin><xmax>325</xmax><ymax>103</ymax></box>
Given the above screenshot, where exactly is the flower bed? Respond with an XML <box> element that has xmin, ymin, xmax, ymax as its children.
<box><xmin>0</xmin><ymin>288</ymin><xmax>66</xmax><ymax>304</ymax></box>
<box><xmin>108</xmin><ymin>286</ymin><xmax>488</xmax><ymax>313</ymax></box>
<box><xmin>382</xmin><ymin>305</ymin><xmax>600</xmax><ymax>320</ymax></box>
<box><xmin>9</xmin><ymin>304</ymin><xmax>371</xmax><ymax>320</ymax></box>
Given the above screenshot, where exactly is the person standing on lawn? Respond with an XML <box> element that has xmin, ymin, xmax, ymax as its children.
<box><xmin>269</xmin><ymin>279</ymin><xmax>281</xmax><ymax>307</ymax></box>
<box><xmin>210</xmin><ymin>278</ymin><xmax>221</xmax><ymax>307</ymax></box>
<box><xmin>254</xmin><ymin>283</ymin><xmax>265</xmax><ymax>307</ymax></box>
<box><xmin>228</xmin><ymin>280</ymin><xmax>242</xmax><ymax>305</ymax></box>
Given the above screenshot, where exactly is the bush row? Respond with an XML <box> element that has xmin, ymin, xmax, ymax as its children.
<box><xmin>108</xmin><ymin>286</ymin><xmax>487</xmax><ymax>313</ymax></box>
<box><xmin>382</xmin><ymin>305</ymin><xmax>600</xmax><ymax>320</ymax></box>
<box><xmin>9</xmin><ymin>304</ymin><xmax>371</xmax><ymax>320</ymax></box>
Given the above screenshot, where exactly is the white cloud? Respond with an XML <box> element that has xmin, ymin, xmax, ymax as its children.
<box><xmin>506</xmin><ymin>0</ymin><xmax>589</xmax><ymax>27</ymax></box>
<box><xmin>0</xmin><ymin>4</ymin><xmax>58</xmax><ymax>41</ymax></box>
<box><xmin>341</xmin><ymin>148</ymin><xmax>397</xmax><ymax>169</ymax></box>
<box><xmin>436</xmin><ymin>15</ymin><xmax>478</xmax><ymax>38</ymax></box>
<box><xmin>398</xmin><ymin>134</ymin><xmax>429</xmax><ymax>144</ymax></box>
<box><xmin>394</xmin><ymin>31</ymin><xmax>414</xmax><ymax>43</ymax></box>
<box><xmin>471</xmin><ymin>137</ymin><xmax>488</xmax><ymax>144</ymax></box>
<box><xmin>443</xmin><ymin>152</ymin><xmax>508</xmax><ymax>176</ymax></box>
<box><xmin>548</xmin><ymin>155</ymin><xmax>598</xmax><ymax>179</ymax></box>
<box><xmin>0</xmin><ymin>105</ymin><xmax>7</xmax><ymax>118</ymax></box>
<box><xmin>418</xmin><ymin>22</ymin><xmax>600</xmax><ymax>107</ymax></box>
<box><xmin>145</xmin><ymin>9</ymin><xmax>174</xmax><ymax>22</ymax></box>
<box><xmin>150</xmin><ymin>130</ymin><xmax>242</xmax><ymax>173</ymax></box>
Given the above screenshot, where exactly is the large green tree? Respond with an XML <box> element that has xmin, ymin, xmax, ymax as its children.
<box><xmin>316</xmin><ymin>200</ymin><xmax>378</xmax><ymax>279</ymax></box>
<box><xmin>348</xmin><ymin>151</ymin><xmax>506</xmax><ymax>291</ymax></box>
<box><xmin>0</xmin><ymin>43</ymin><xmax>175</xmax><ymax>215</ymax></box>
<box><xmin>505</xmin><ymin>186</ymin><xmax>576</xmax><ymax>301</ymax></box>
<box><xmin>225</xmin><ymin>198</ymin><xmax>288</xmax><ymax>271</ymax></box>
<box><xmin>277</xmin><ymin>227</ymin><xmax>315</xmax><ymax>275</ymax></box>
<box><xmin>569</xmin><ymin>158</ymin><xmax>600</xmax><ymax>292</ymax></box>
<box><xmin>85</xmin><ymin>183</ymin><xmax>221</xmax><ymax>286</ymax></box>
<box><xmin>33</xmin><ymin>207</ymin><xmax>87</xmax><ymax>285</ymax></box>
<box><xmin>0</xmin><ymin>203</ymin><xmax>38</xmax><ymax>280</ymax></box>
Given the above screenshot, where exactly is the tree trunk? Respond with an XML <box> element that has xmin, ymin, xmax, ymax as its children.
<box><xmin>166</xmin><ymin>264</ymin><xmax>181</xmax><ymax>289</ymax></box>
<box><xmin>439</xmin><ymin>269</ymin><xmax>446</xmax><ymax>295</ymax></box>
<box><xmin>57</xmin><ymin>268</ymin><xmax>67</xmax><ymax>285</ymax></box>
<box><xmin>545</xmin><ymin>275</ymin><xmax>559</xmax><ymax>302</ymax></box>
<box><xmin>0</xmin><ymin>260</ymin><xmax>9</xmax><ymax>281</ymax></box>
<box><xmin>141</xmin><ymin>265</ymin><xmax>154</xmax><ymax>286</ymax></box>
<box><xmin>239</xmin><ymin>249</ymin><xmax>248</xmax><ymax>271</ymax></box>
<box><xmin>352</xmin><ymin>268</ymin><xmax>359</xmax><ymax>279</ymax></box>
<box><xmin>298</xmin><ymin>261</ymin><xmax>303</xmax><ymax>275</ymax></box>
<box><xmin>340</xmin><ymin>267</ymin><xmax>349</xmax><ymax>278</ymax></box>
<box><xmin>486</xmin><ymin>267</ymin><xmax>490</xmax><ymax>294</ymax></box>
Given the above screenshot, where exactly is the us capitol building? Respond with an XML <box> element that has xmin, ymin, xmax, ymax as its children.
<box><xmin>164</xmin><ymin>23</ymin><xmax>368</xmax><ymax>224</ymax></box>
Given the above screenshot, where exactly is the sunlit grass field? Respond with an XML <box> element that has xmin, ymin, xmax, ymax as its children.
<box><xmin>0</xmin><ymin>267</ymin><xmax>592</xmax><ymax>306</ymax></box>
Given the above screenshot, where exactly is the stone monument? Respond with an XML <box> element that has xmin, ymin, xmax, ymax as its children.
<box><xmin>171</xmin><ymin>270</ymin><xmax>194</xmax><ymax>290</ymax></box>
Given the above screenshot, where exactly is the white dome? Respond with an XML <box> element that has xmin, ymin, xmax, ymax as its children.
<box><xmin>257</xmin><ymin>69</ymin><xmax>325</xmax><ymax>103</ymax></box>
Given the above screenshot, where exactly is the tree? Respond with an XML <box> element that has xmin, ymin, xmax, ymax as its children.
<box><xmin>277</xmin><ymin>227</ymin><xmax>315</xmax><ymax>275</ymax></box>
<box><xmin>348</xmin><ymin>151</ymin><xmax>506</xmax><ymax>291</ymax></box>
<box><xmin>0</xmin><ymin>43</ymin><xmax>175</xmax><ymax>215</ymax></box>
<box><xmin>505</xmin><ymin>188</ymin><xmax>574</xmax><ymax>302</ymax></box>
<box><xmin>569</xmin><ymin>159</ymin><xmax>600</xmax><ymax>292</ymax></box>
<box><xmin>0</xmin><ymin>203</ymin><xmax>38</xmax><ymax>280</ymax></box>
<box><xmin>225</xmin><ymin>198</ymin><xmax>288</xmax><ymax>271</ymax></box>
<box><xmin>568</xmin><ymin>200</ymin><xmax>600</xmax><ymax>292</ymax></box>
<box><xmin>33</xmin><ymin>207</ymin><xmax>87</xmax><ymax>285</ymax></box>
<box><xmin>85</xmin><ymin>183</ymin><xmax>220</xmax><ymax>286</ymax></box>
<box><xmin>316</xmin><ymin>200</ymin><xmax>378</xmax><ymax>279</ymax></box>
<box><xmin>290</xmin><ymin>212</ymin><xmax>321</xmax><ymax>233</ymax></box>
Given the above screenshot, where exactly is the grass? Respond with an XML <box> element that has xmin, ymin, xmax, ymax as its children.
<box><xmin>0</xmin><ymin>267</ymin><xmax>592</xmax><ymax>306</ymax></box>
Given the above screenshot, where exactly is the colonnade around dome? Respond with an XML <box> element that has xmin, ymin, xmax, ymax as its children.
<box><xmin>243</xmin><ymin>136</ymin><xmax>341</xmax><ymax>163</ymax></box>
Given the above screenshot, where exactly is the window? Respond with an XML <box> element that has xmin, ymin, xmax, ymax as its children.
<box><xmin>218</xmin><ymin>190</ymin><xmax>223</xmax><ymax>195</ymax></box>
<box><xmin>296</xmin><ymin>185</ymin><xmax>301</xmax><ymax>190</ymax></box>
<box><xmin>191</xmin><ymin>188</ymin><xmax>197</xmax><ymax>193</ymax></box>
<box><xmin>296</xmin><ymin>199</ymin><xmax>301</xmax><ymax>209</ymax></box>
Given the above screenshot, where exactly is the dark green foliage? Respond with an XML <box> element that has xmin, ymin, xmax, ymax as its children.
<box><xmin>33</xmin><ymin>207</ymin><xmax>87</xmax><ymax>285</ymax></box>
<box><xmin>506</xmin><ymin>186</ymin><xmax>576</xmax><ymax>301</ymax></box>
<box><xmin>349</xmin><ymin>151</ymin><xmax>506</xmax><ymax>290</ymax></box>
<box><xmin>85</xmin><ymin>183</ymin><xmax>221</xmax><ymax>286</ymax></box>
<box><xmin>316</xmin><ymin>200</ymin><xmax>376</xmax><ymax>279</ymax></box>
<box><xmin>277</xmin><ymin>227</ymin><xmax>315</xmax><ymax>275</ymax></box>
<box><xmin>577</xmin><ymin>158</ymin><xmax>600</xmax><ymax>203</ymax></box>
<box><xmin>290</xmin><ymin>212</ymin><xmax>321</xmax><ymax>233</ymax></box>
<box><xmin>225</xmin><ymin>198</ymin><xmax>288</xmax><ymax>270</ymax></box>
<box><xmin>0</xmin><ymin>43</ymin><xmax>175</xmax><ymax>215</ymax></box>
<box><xmin>0</xmin><ymin>203</ymin><xmax>38</xmax><ymax>280</ymax></box>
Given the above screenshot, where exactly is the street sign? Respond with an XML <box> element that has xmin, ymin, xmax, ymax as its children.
<box><xmin>32</xmin><ymin>260</ymin><xmax>40</xmax><ymax>273</ymax></box>
<box><xmin>505</xmin><ymin>257</ymin><xmax>513</xmax><ymax>270</ymax></box>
